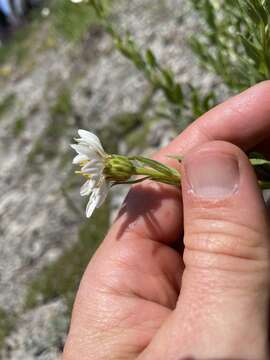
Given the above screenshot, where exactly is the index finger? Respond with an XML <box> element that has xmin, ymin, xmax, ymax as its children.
<box><xmin>108</xmin><ymin>81</ymin><xmax>270</xmax><ymax>245</ymax></box>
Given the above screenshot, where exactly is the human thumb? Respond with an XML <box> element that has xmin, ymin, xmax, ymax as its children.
<box><xmin>181</xmin><ymin>140</ymin><xmax>270</xmax><ymax>359</ymax></box>
<box><xmin>141</xmin><ymin>141</ymin><xmax>270</xmax><ymax>360</ymax></box>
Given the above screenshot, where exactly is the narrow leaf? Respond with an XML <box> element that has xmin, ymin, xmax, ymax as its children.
<box><xmin>162</xmin><ymin>69</ymin><xmax>175</xmax><ymax>88</ymax></box>
<box><xmin>250</xmin><ymin>158</ymin><xmax>270</xmax><ymax>166</ymax></box>
<box><xmin>173</xmin><ymin>84</ymin><xmax>183</xmax><ymax>105</ymax></box>
<box><xmin>131</xmin><ymin>156</ymin><xmax>178</xmax><ymax>176</ymax></box>
<box><xmin>167</xmin><ymin>155</ymin><xmax>183</xmax><ymax>162</ymax></box>
<box><xmin>146</xmin><ymin>49</ymin><xmax>157</xmax><ymax>68</ymax></box>
<box><xmin>240</xmin><ymin>0</ymin><xmax>262</xmax><ymax>23</ymax></box>
<box><xmin>252</xmin><ymin>0</ymin><xmax>269</xmax><ymax>24</ymax></box>
<box><xmin>240</xmin><ymin>35</ymin><xmax>261</xmax><ymax>64</ymax></box>
<box><xmin>264</xmin><ymin>0</ymin><xmax>270</xmax><ymax>14</ymax></box>
<box><xmin>112</xmin><ymin>177</ymin><xmax>150</xmax><ymax>186</ymax></box>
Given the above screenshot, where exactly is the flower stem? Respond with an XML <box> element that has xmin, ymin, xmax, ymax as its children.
<box><xmin>135</xmin><ymin>167</ymin><xmax>181</xmax><ymax>186</ymax></box>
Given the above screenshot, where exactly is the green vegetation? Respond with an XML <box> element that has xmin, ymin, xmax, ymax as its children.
<box><xmin>25</xmin><ymin>204</ymin><xmax>109</xmax><ymax>313</ymax></box>
<box><xmin>87</xmin><ymin>0</ymin><xmax>218</xmax><ymax>129</ymax></box>
<box><xmin>87</xmin><ymin>0</ymin><xmax>270</xmax><ymax>130</ymax></box>
<box><xmin>0</xmin><ymin>308</ymin><xmax>15</xmax><ymax>350</ymax></box>
<box><xmin>0</xmin><ymin>93</ymin><xmax>16</xmax><ymax>119</ymax></box>
<box><xmin>190</xmin><ymin>0</ymin><xmax>270</xmax><ymax>91</ymax></box>
<box><xmin>52</xmin><ymin>0</ymin><xmax>103</xmax><ymax>42</ymax></box>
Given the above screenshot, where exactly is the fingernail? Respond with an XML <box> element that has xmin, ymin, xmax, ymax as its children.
<box><xmin>185</xmin><ymin>152</ymin><xmax>240</xmax><ymax>199</ymax></box>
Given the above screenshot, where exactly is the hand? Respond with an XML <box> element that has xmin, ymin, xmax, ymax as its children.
<box><xmin>63</xmin><ymin>81</ymin><xmax>270</xmax><ymax>359</ymax></box>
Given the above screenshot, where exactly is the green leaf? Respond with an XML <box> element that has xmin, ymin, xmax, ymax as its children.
<box><xmin>250</xmin><ymin>158</ymin><xmax>270</xmax><ymax>166</ymax></box>
<box><xmin>240</xmin><ymin>35</ymin><xmax>261</xmax><ymax>64</ymax></box>
<box><xmin>112</xmin><ymin>177</ymin><xmax>150</xmax><ymax>186</ymax></box>
<box><xmin>264</xmin><ymin>0</ymin><xmax>270</xmax><ymax>14</ymax></box>
<box><xmin>239</xmin><ymin>0</ymin><xmax>262</xmax><ymax>23</ymax></box>
<box><xmin>252</xmin><ymin>0</ymin><xmax>269</xmax><ymax>24</ymax></box>
<box><xmin>147</xmin><ymin>177</ymin><xmax>180</xmax><ymax>186</ymax></box>
<box><xmin>173</xmin><ymin>84</ymin><xmax>184</xmax><ymax>105</ymax></box>
<box><xmin>131</xmin><ymin>156</ymin><xmax>178</xmax><ymax>177</ymax></box>
<box><xmin>146</xmin><ymin>49</ymin><xmax>157</xmax><ymax>68</ymax></box>
<box><xmin>166</xmin><ymin>155</ymin><xmax>183</xmax><ymax>162</ymax></box>
<box><xmin>189</xmin><ymin>37</ymin><xmax>208</xmax><ymax>62</ymax></box>
<box><xmin>202</xmin><ymin>92</ymin><xmax>217</xmax><ymax>112</ymax></box>
<box><xmin>162</xmin><ymin>69</ymin><xmax>175</xmax><ymax>88</ymax></box>
<box><xmin>204</xmin><ymin>0</ymin><xmax>216</xmax><ymax>30</ymax></box>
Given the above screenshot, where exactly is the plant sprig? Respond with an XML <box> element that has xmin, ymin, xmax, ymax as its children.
<box><xmin>190</xmin><ymin>0</ymin><xmax>270</xmax><ymax>90</ymax></box>
<box><xmin>85</xmin><ymin>0</ymin><xmax>218</xmax><ymax>128</ymax></box>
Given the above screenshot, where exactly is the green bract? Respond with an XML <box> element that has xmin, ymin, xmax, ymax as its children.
<box><xmin>104</xmin><ymin>156</ymin><xmax>136</xmax><ymax>182</ymax></box>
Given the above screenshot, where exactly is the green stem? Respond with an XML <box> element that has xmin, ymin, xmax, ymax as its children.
<box><xmin>135</xmin><ymin>167</ymin><xmax>270</xmax><ymax>189</ymax></box>
<box><xmin>135</xmin><ymin>167</ymin><xmax>181</xmax><ymax>186</ymax></box>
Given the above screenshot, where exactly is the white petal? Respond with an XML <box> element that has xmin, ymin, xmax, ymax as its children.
<box><xmin>95</xmin><ymin>180</ymin><xmax>110</xmax><ymax>208</ymax></box>
<box><xmin>86</xmin><ymin>188</ymin><xmax>100</xmax><ymax>218</ymax></box>
<box><xmin>78</xmin><ymin>129</ymin><xmax>102</xmax><ymax>146</ymax></box>
<box><xmin>72</xmin><ymin>154</ymin><xmax>89</xmax><ymax>164</ymax></box>
<box><xmin>81</xmin><ymin>161</ymin><xmax>103</xmax><ymax>176</ymax></box>
<box><xmin>70</xmin><ymin>144</ymin><xmax>84</xmax><ymax>154</ymax></box>
<box><xmin>70</xmin><ymin>144</ymin><xmax>97</xmax><ymax>158</ymax></box>
<box><xmin>85</xmin><ymin>179</ymin><xmax>109</xmax><ymax>218</ymax></box>
<box><xmin>80</xmin><ymin>179</ymin><xmax>96</xmax><ymax>196</ymax></box>
<box><xmin>78</xmin><ymin>130</ymin><xmax>105</xmax><ymax>154</ymax></box>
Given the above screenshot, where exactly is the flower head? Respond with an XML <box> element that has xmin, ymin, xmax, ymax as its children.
<box><xmin>71</xmin><ymin>130</ymin><xmax>110</xmax><ymax>218</ymax></box>
<box><xmin>71</xmin><ymin>129</ymin><xmax>182</xmax><ymax>218</ymax></box>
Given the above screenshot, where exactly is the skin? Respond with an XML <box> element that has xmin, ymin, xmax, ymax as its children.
<box><xmin>63</xmin><ymin>81</ymin><xmax>270</xmax><ymax>359</ymax></box>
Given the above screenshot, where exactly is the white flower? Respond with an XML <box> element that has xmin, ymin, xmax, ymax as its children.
<box><xmin>71</xmin><ymin>129</ymin><xmax>110</xmax><ymax>218</ymax></box>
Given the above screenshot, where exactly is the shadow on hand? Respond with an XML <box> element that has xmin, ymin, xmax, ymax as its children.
<box><xmin>115</xmin><ymin>181</ymin><xmax>181</xmax><ymax>246</ymax></box>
